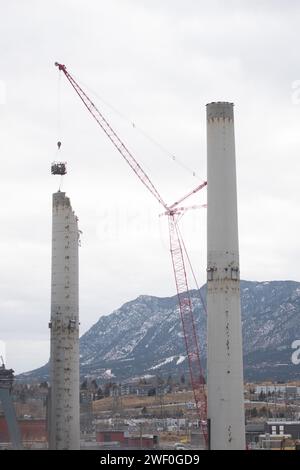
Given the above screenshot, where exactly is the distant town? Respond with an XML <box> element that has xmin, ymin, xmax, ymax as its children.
<box><xmin>1</xmin><ymin>374</ymin><xmax>300</xmax><ymax>450</ymax></box>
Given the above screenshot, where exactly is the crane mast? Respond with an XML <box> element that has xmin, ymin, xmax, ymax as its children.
<box><xmin>168</xmin><ymin>213</ymin><xmax>208</xmax><ymax>444</ymax></box>
<box><xmin>55</xmin><ymin>62</ymin><xmax>208</xmax><ymax>447</ymax></box>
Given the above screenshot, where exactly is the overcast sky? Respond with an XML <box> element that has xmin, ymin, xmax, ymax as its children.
<box><xmin>1</xmin><ymin>0</ymin><xmax>300</xmax><ymax>373</ymax></box>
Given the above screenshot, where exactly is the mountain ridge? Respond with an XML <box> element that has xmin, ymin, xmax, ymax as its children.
<box><xmin>21</xmin><ymin>280</ymin><xmax>300</xmax><ymax>382</ymax></box>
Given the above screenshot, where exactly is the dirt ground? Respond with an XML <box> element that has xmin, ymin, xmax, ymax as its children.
<box><xmin>93</xmin><ymin>390</ymin><xmax>194</xmax><ymax>412</ymax></box>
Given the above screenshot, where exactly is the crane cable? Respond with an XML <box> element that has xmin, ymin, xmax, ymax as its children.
<box><xmin>176</xmin><ymin>221</ymin><xmax>207</xmax><ymax>316</ymax></box>
<box><xmin>71</xmin><ymin>73</ymin><xmax>203</xmax><ymax>181</ymax></box>
<box><xmin>160</xmin><ymin>214</ymin><xmax>207</xmax><ymax>329</ymax></box>
<box><xmin>56</xmin><ymin>72</ymin><xmax>64</xmax><ymax>191</ymax></box>
<box><xmin>57</xmin><ymin>70</ymin><xmax>62</xmax><ymax>148</ymax></box>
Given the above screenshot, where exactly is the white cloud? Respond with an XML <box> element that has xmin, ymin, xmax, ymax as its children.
<box><xmin>1</xmin><ymin>0</ymin><xmax>300</xmax><ymax>372</ymax></box>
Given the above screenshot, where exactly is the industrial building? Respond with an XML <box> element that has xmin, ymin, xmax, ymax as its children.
<box><xmin>0</xmin><ymin>417</ymin><xmax>46</xmax><ymax>448</ymax></box>
<box><xmin>0</xmin><ymin>362</ymin><xmax>22</xmax><ymax>449</ymax></box>
<box><xmin>96</xmin><ymin>429</ymin><xmax>159</xmax><ymax>449</ymax></box>
<box><xmin>265</xmin><ymin>420</ymin><xmax>300</xmax><ymax>440</ymax></box>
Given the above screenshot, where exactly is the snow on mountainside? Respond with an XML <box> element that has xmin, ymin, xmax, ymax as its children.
<box><xmin>23</xmin><ymin>281</ymin><xmax>300</xmax><ymax>382</ymax></box>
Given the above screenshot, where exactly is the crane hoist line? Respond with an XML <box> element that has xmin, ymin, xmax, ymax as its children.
<box><xmin>54</xmin><ymin>62</ymin><xmax>168</xmax><ymax>211</ymax></box>
<box><xmin>54</xmin><ymin>62</ymin><xmax>208</xmax><ymax>447</ymax></box>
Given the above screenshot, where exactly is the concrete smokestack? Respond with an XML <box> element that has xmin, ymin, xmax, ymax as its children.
<box><xmin>49</xmin><ymin>191</ymin><xmax>80</xmax><ymax>450</ymax></box>
<box><xmin>206</xmin><ymin>102</ymin><xmax>245</xmax><ymax>450</ymax></box>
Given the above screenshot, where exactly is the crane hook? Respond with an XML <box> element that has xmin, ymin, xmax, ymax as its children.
<box><xmin>57</xmin><ymin>141</ymin><xmax>62</xmax><ymax>150</ymax></box>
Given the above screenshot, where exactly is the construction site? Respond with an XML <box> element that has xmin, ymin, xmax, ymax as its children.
<box><xmin>0</xmin><ymin>59</ymin><xmax>249</xmax><ymax>451</ymax></box>
<box><xmin>2</xmin><ymin>1</ymin><xmax>300</xmax><ymax>458</ymax></box>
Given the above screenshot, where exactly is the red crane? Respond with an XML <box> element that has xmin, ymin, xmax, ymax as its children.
<box><xmin>55</xmin><ymin>62</ymin><xmax>208</xmax><ymax>446</ymax></box>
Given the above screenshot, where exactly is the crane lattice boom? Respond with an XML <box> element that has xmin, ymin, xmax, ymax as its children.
<box><xmin>168</xmin><ymin>214</ymin><xmax>208</xmax><ymax>445</ymax></box>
